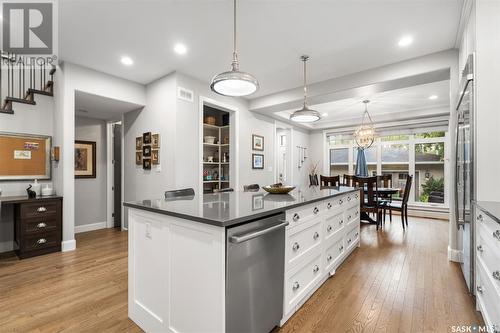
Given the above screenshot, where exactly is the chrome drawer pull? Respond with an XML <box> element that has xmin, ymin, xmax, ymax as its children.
<box><xmin>292</xmin><ymin>213</ymin><xmax>300</xmax><ymax>222</ymax></box>
<box><xmin>37</xmin><ymin>238</ymin><xmax>47</xmax><ymax>244</ymax></box>
<box><xmin>37</xmin><ymin>206</ymin><xmax>47</xmax><ymax>212</ymax></box>
<box><xmin>327</xmin><ymin>225</ymin><xmax>332</xmax><ymax>232</ymax></box>
<box><xmin>313</xmin><ymin>232</ymin><xmax>319</xmax><ymax>240</ymax></box>
<box><xmin>355</xmin><ymin>232</ymin><xmax>359</xmax><ymax>237</ymax></box>
<box><xmin>339</xmin><ymin>245</ymin><xmax>344</xmax><ymax>252</ymax></box>
<box><xmin>347</xmin><ymin>238</ymin><xmax>352</xmax><ymax>244</ymax></box>
<box><xmin>355</xmin><ymin>193</ymin><xmax>359</xmax><ymax>199</ymax></box>
<box><xmin>348</xmin><ymin>215</ymin><xmax>352</xmax><ymax>220</ymax></box>
<box><xmin>493</xmin><ymin>271</ymin><xmax>500</xmax><ymax>280</ymax></box>
<box><xmin>494</xmin><ymin>230</ymin><xmax>500</xmax><ymax>241</ymax></box>
<box><xmin>313</xmin><ymin>207</ymin><xmax>319</xmax><ymax>214</ymax></box>
<box><xmin>292</xmin><ymin>281</ymin><xmax>300</xmax><ymax>291</ymax></box>
<box><xmin>339</xmin><ymin>219</ymin><xmax>344</xmax><ymax>225</ymax></box>
<box><xmin>347</xmin><ymin>196</ymin><xmax>351</xmax><ymax>201</ymax></box>
<box><xmin>327</xmin><ymin>203</ymin><xmax>332</xmax><ymax>209</ymax></box>
<box><xmin>339</xmin><ymin>199</ymin><xmax>343</xmax><ymax>205</ymax></box>
<box><xmin>292</xmin><ymin>242</ymin><xmax>300</xmax><ymax>251</ymax></box>
<box><xmin>477</xmin><ymin>245</ymin><xmax>484</xmax><ymax>252</ymax></box>
<box><xmin>355</xmin><ymin>211</ymin><xmax>359</xmax><ymax>216</ymax></box>
<box><xmin>313</xmin><ymin>265</ymin><xmax>319</xmax><ymax>274</ymax></box>
<box><xmin>476</xmin><ymin>285</ymin><xmax>483</xmax><ymax>294</ymax></box>
<box><xmin>37</xmin><ymin>222</ymin><xmax>47</xmax><ymax>228</ymax></box>
<box><xmin>327</xmin><ymin>255</ymin><xmax>332</xmax><ymax>262</ymax></box>
<box><xmin>477</xmin><ymin>214</ymin><xmax>483</xmax><ymax>222</ymax></box>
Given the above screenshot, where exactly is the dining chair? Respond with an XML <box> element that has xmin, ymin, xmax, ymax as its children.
<box><xmin>357</xmin><ymin>176</ymin><xmax>384</xmax><ymax>230</ymax></box>
<box><xmin>243</xmin><ymin>184</ymin><xmax>260</xmax><ymax>191</ymax></box>
<box><xmin>343</xmin><ymin>174</ymin><xmax>356</xmax><ymax>187</ymax></box>
<box><xmin>214</xmin><ymin>188</ymin><xmax>234</xmax><ymax>193</ymax></box>
<box><xmin>320</xmin><ymin>175</ymin><xmax>340</xmax><ymax>187</ymax></box>
<box><xmin>165</xmin><ymin>188</ymin><xmax>195</xmax><ymax>199</ymax></box>
<box><xmin>383</xmin><ymin>175</ymin><xmax>412</xmax><ymax>229</ymax></box>
<box><xmin>377</xmin><ymin>174</ymin><xmax>393</xmax><ymax>221</ymax></box>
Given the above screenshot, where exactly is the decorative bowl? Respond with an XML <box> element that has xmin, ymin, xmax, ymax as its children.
<box><xmin>262</xmin><ymin>185</ymin><xmax>296</xmax><ymax>194</ymax></box>
<box><xmin>204</xmin><ymin>136</ymin><xmax>216</xmax><ymax>144</ymax></box>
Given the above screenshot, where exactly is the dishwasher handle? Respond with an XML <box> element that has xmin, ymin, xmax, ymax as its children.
<box><xmin>229</xmin><ymin>220</ymin><xmax>289</xmax><ymax>244</ymax></box>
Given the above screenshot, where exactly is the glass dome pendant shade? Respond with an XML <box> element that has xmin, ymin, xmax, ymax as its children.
<box><xmin>290</xmin><ymin>55</ymin><xmax>321</xmax><ymax>123</ymax></box>
<box><xmin>354</xmin><ymin>100</ymin><xmax>376</xmax><ymax>149</ymax></box>
<box><xmin>210</xmin><ymin>0</ymin><xmax>259</xmax><ymax>97</ymax></box>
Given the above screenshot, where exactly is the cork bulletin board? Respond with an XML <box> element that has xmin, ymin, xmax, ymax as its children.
<box><xmin>0</xmin><ymin>132</ymin><xmax>52</xmax><ymax>180</ymax></box>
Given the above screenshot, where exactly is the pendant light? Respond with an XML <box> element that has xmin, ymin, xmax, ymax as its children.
<box><xmin>290</xmin><ymin>55</ymin><xmax>321</xmax><ymax>123</ymax></box>
<box><xmin>210</xmin><ymin>0</ymin><xmax>259</xmax><ymax>97</ymax></box>
<box><xmin>354</xmin><ymin>100</ymin><xmax>376</xmax><ymax>149</ymax></box>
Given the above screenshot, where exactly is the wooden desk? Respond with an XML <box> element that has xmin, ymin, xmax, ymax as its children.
<box><xmin>0</xmin><ymin>195</ymin><xmax>63</xmax><ymax>259</ymax></box>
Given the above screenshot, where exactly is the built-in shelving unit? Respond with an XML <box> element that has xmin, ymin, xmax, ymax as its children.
<box><xmin>202</xmin><ymin>106</ymin><xmax>231</xmax><ymax>193</ymax></box>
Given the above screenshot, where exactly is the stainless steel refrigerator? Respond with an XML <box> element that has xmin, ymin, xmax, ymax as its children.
<box><xmin>455</xmin><ymin>53</ymin><xmax>475</xmax><ymax>293</ymax></box>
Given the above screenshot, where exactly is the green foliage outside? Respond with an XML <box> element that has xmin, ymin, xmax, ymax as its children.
<box><xmin>419</xmin><ymin>176</ymin><xmax>444</xmax><ymax>202</ymax></box>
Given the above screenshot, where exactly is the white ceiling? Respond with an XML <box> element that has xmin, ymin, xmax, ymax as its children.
<box><xmin>75</xmin><ymin>91</ymin><xmax>144</xmax><ymax>121</ymax></box>
<box><xmin>59</xmin><ymin>0</ymin><xmax>463</xmax><ymax>98</ymax></box>
<box><xmin>276</xmin><ymin>80</ymin><xmax>450</xmax><ymax>129</ymax></box>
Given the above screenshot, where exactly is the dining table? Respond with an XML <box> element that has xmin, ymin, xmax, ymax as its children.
<box><xmin>361</xmin><ymin>187</ymin><xmax>399</xmax><ymax>225</ymax></box>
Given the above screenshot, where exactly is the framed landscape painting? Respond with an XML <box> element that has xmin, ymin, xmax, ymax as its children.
<box><xmin>252</xmin><ymin>153</ymin><xmax>264</xmax><ymax>169</ymax></box>
<box><xmin>75</xmin><ymin>140</ymin><xmax>96</xmax><ymax>178</ymax></box>
<box><xmin>252</xmin><ymin>134</ymin><xmax>264</xmax><ymax>151</ymax></box>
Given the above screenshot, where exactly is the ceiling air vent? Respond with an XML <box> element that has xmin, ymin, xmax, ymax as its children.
<box><xmin>177</xmin><ymin>87</ymin><xmax>194</xmax><ymax>102</ymax></box>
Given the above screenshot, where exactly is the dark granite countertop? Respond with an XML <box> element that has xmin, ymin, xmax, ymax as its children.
<box><xmin>475</xmin><ymin>201</ymin><xmax>500</xmax><ymax>225</ymax></box>
<box><xmin>124</xmin><ymin>186</ymin><xmax>358</xmax><ymax>227</ymax></box>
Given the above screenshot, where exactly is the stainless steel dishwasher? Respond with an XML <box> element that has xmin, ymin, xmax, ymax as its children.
<box><xmin>226</xmin><ymin>213</ymin><xmax>288</xmax><ymax>333</ymax></box>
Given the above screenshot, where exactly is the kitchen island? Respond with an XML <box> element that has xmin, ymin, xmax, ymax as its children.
<box><xmin>124</xmin><ymin>186</ymin><xmax>360</xmax><ymax>333</ymax></box>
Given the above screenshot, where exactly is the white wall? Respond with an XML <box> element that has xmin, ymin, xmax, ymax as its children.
<box><xmin>74</xmin><ymin>116</ymin><xmax>107</xmax><ymax>228</ymax></box>
<box><xmin>0</xmin><ymin>91</ymin><xmax>56</xmax><ymax>253</ymax></box>
<box><xmin>55</xmin><ymin>62</ymin><xmax>146</xmax><ymax>251</ymax></box>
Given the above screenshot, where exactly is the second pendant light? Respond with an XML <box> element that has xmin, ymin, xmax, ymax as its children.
<box><xmin>290</xmin><ymin>55</ymin><xmax>321</xmax><ymax>123</ymax></box>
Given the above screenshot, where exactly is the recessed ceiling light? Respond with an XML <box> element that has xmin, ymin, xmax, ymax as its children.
<box><xmin>398</xmin><ymin>35</ymin><xmax>413</xmax><ymax>47</ymax></box>
<box><xmin>174</xmin><ymin>43</ymin><xmax>187</xmax><ymax>55</ymax></box>
<box><xmin>429</xmin><ymin>95</ymin><xmax>438</xmax><ymax>100</ymax></box>
<box><xmin>322</xmin><ymin>113</ymin><xmax>328</xmax><ymax>117</ymax></box>
<box><xmin>121</xmin><ymin>56</ymin><xmax>134</xmax><ymax>66</ymax></box>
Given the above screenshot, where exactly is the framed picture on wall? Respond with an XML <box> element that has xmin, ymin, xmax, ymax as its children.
<box><xmin>135</xmin><ymin>137</ymin><xmax>143</xmax><ymax>150</ymax></box>
<box><xmin>152</xmin><ymin>134</ymin><xmax>160</xmax><ymax>149</ymax></box>
<box><xmin>143</xmin><ymin>132</ymin><xmax>152</xmax><ymax>144</ymax></box>
<box><xmin>135</xmin><ymin>151</ymin><xmax>143</xmax><ymax>165</ymax></box>
<box><xmin>143</xmin><ymin>145</ymin><xmax>151</xmax><ymax>157</ymax></box>
<box><xmin>252</xmin><ymin>153</ymin><xmax>264</xmax><ymax>169</ymax></box>
<box><xmin>143</xmin><ymin>158</ymin><xmax>151</xmax><ymax>170</ymax></box>
<box><xmin>75</xmin><ymin>140</ymin><xmax>96</xmax><ymax>178</ymax></box>
<box><xmin>152</xmin><ymin>149</ymin><xmax>160</xmax><ymax>165</ymax></box>
<box><xmin>252</xmin><ymin>134</ymin><xmax>264</xmax><ymax>151</ymax></box>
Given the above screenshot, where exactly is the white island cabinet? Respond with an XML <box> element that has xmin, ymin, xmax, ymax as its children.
<box><xmin>124</xmin><ymin>187</ymin><xmax>360</xmax><ymax>333</ymax></box>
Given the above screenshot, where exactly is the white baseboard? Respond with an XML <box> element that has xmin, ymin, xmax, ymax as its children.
<box><xmin>0</xmin><ymin>240</ymin><xmax>13</xmax><ymax>253</ymax></box>
<box><xmin>448</xmin><ymin>246</ymin><xmax>462</xmax><ymax>262</ymax></box>
<box><xmin>61</xmin><ymin>239</ymin><xmax>76</xmax><ymax>252</ymax></box>
<box><xmin>75</xmin><ymin>221</ymin><xmax>107</xmax><ymax>234</ymax></box>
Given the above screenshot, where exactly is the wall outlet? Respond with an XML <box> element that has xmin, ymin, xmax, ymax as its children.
<box><xmin>145</xmin><ymin>222</ymin><xmax>152</xmax><ymax>239</ymax></box>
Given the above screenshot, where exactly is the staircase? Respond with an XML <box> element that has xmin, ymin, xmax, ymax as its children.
<box><xmin>0</xmin><ymin>52</ymin><xmax>56</xmax><ymax>115</ymax></box>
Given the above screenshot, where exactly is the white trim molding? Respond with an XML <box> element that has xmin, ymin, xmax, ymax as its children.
<box><xmin>447</xmin><ymin>246</ymin><xmax>462</xmax><ymax>263</ymax></box>
<box><xmin>75</xmin><ymin>221</ymin><xmax>107</xmax><ymax>234</ymax></box>
<box><xmin>61</xmin><ymin>239</ymin><xmax>76</xmax><ymax>252</ymax></box>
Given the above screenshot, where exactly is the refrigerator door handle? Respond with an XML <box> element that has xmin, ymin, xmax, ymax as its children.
<box><xmin>454</xmin><ymin>116</ymin><xmax>463</xmax><ymax>230</ymax></box>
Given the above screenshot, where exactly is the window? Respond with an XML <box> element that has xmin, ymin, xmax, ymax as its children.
<box><xmin>326</xmin><ymin>129</ymin><xmax>448</xmax><ymax>207</ymax></box>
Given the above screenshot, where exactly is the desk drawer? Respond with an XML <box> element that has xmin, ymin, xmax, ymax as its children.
<box><xmin>20</xmin><ymin>200</ymin><xmax>61</xmax><ymax>219</ymax></box>
<box><xmin>286</xmin><ymin>202</ymin><xmax>325</xmax><ymax>227</ymax></box>
<box><xmin>324</xmin><ymin>211</ymin><xmax>344</xmax><ymax>243</ymax></box>
<box><xmin>23</xmin><ymin>230</ymin><xmax>59</xmax><ymax>252</ymax></box>
<box><xmin>345</xmin><ymin>225</ymin><xmax>360</xmax><ymax>250</ymax></box>
<box><xmin>22</xmin><ymin>217</ymin><xmax>59</xmax><ymax>234</ymax></box>
<box><xmin>345</xmin><ymin>192</ymin><xmax>360</xmax><ymax>208</ymax></box>
<box><xmin>325</xmin><ymin>235</ymin><xmax>344</xmax><ymax>273</ymax></box>
<box><xmin>345</xmin><ymin>206</ymin><xmax>360</xmax><ymax>226</ymax></box>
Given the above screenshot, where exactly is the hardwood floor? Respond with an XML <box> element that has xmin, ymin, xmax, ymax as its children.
<box><xmin>0</xmin><ymin>218</ymin><xmax>482</xmax><ymax>333</ymax></box>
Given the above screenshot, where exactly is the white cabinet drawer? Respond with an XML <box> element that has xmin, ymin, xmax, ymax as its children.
<box><xmin>345</xmin><ymin>225</ymin><xmax>360</xmax><ymax>250</ymax></box>
<box><xmin>284</xmin><ymin>251</ymin><xmax>323</xmax><ymax>315</ymax></box>
<box><xmin>476</xmin><ymin>259</ymin><xmax>500</xmax><ymax>331</ymax></box>
<box><xmin>325</xmin><ymin>234</ymin><xmax>344</xmax><ymax>274</ymax></box>
<box><xmin>345</xmin><ymin>206</ymin><xmax>360</xmax><ymax>227</ymax></box>
<box><xmin>286</xmin><ymin>201</ymin><xmax>325</xmax><ymax>227</ymax></box>
<box><xmin>345</xmin><ymin>191</ymin><xmax>360</xmax><ymax>208</ymax></box>
<box><xmin>478</xmin><ymin>225</ymin><xmax>500</xmax><ymax>296</ymax></box>
<box><xmin>324</xmin><ymin>211</ymin><xmax>344</xmax><ymax>243</ymax></box>
<box><xmin>286</xmin><ymin>218</ymin><xmax>322</xmax><ymax>269</ymax></box>
<box><xmin>476</xmin><ymin>210</ymin><xmax>500</xmax><ymax>241</ymax></box>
